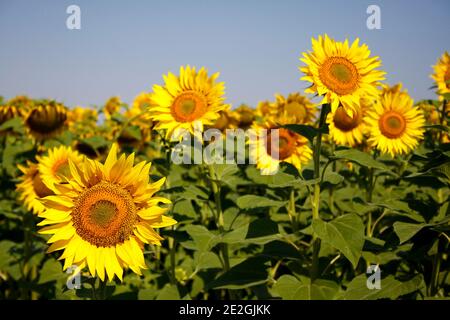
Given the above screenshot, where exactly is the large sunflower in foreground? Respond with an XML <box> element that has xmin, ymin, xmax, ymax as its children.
<box><xmin>148</xmin><ymin>65</ymin><xmax>228</xmax><ymax>139</ymax></box>
<box><xmin>366</xmin><ymin>89</ymin><xmax>425</xmax><ymax>157</ymax></box>
<box><xmin>327</xmin><ymin>100</ymin><xmax>369</xmax><ymax>147</ymax></box>
<box><xmin>300</xmin><ymin>34</ymin><xmax>385</xmax><ymax>116</ymax></box>
<box><xmin>431</xmin><ymin>52</ymin><xmax>450</xmax><ymax>96</ymax></box>
<box><xmin>38</xmin><ymin>144</ymin><xmax>177</xmax><ymax>281</ymax></box>
<box><xmin>38</xmin><ymin>146</ymin><xmax>84</xmax><ymax>192</ymax></box>
<box><xmin>25</xmin><ymin>100</ymin><xmax>68</xmax><ymax>140</ymax></box>
<box><xmin>17</xmin><ymin>161</ymin><xmax>54</xmax><ymax>215</ymax></box>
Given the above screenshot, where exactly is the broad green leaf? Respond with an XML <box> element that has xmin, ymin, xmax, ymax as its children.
<box><xmin>273</xmin><ymin>275</ymin><xmax>339</xmax><ymax>300</ymax></box>
<box><xmin>206</xmin><ymin>257</ymin><xmax>270</xmax><ymax>290</ymax></box>
<box><xmin>236</xmin><ymin>195</ymin><xmax>286</xmax><ymax>209</ymax></box>
<box><xmin>156</xmin><ymin>284</ymin><xmax>181</xmax><ymax>300</ymax></box>
<box><xmin>342</xmin><ymin>274</ymin><xmax>424</xmax><ymax>300</ymax></box>
<box><xmin>312</xmin><ymin>214</ymin><xmax>365</xmax><ymax>268</ymax></box>
<box><xmin>393</xmin><ymin>222</ymin><xmax>428</xmax><ymax>244</ymax></box>
<box><xmin>194</xmin><ymin>252</ymin><xmax>222</xmax><ymax>270</ymax></box>
<box><xmin>38</xmin><ymin>259</ymin><xmax>66</xmax><ymax>284</ymax></box>
<box><xmin>184</xmin><ymin>225</ymin><xmax>218</xmax><ymax>252</ymax></box>
<box><xmin>333</xmin><ymin>149</ymin><xmax>388</xmax><ymax>170</ymax></box>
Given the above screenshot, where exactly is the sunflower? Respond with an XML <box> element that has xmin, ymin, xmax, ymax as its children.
<box><xmin>417</xmin><ymin>102</ymin><xmax>440</xmax><ymax>125</ymax></box>
<box><xmin>272</xmin><ymin>93</ymin><xmax>316</xmax><ymax>124</ymax></box>
<box><xmin>233</xmin><ymin>104</ymin><xmax>255</xmax><ymax>129</ymax></box>
<box><xmin>148</xmin><ymin>65</ymin><xmax>228</xmax><ymax>139</ymax></box>
<box><xmin>366</xmin><ymin>89</ymin><xmax>425</xmax><ymax>157</ymax></box>
<box><xmin>25</xmin><ymin>100</ymin><xmax>68</xmax><ymax>140</ymax></box>
<box><xmin>38</xmin><ymin>144</ymin><xmax>177</xmax><ymax>281</ymax></box>
<box><xmin>255</xmin><ymin>100</ymin><xmax>273</xmax><ymax>120</ymax></box>
<box><xmin>431</xmin><ymin>52</ymin><xmax>450</xmax><ymax>96</ymax></box>
<box><xmin>1</xmin><ymin>96</ymin><xmax>32</xmax><ymax>127</ymax></box>
<box><xmin>211</xmin><ymin>105</ymin><xmax>236</xmax><ymax>131</ymax></box>
<box><xmin>300</xmin><ymin>34</ymin><xmax>385</xmax><ymax>116</ymax></box>
<box><xmin>16</xmin><ymin>161</ymin><xmax>55</xmax><ymax>215</ymax></box>
<box><xmin>103</xmin><ymin>96</ymin><xmax>122</xmax><ymax>120</ymax></box>
<box><xmin>38</xmin><ymin>146</ymin><xmax>84</xmax><ymax>192</ymax></box>
<box><xmin>68</xmin><ymin>107</ymin><xmax>98</xmax><ymax>138</ymax></box>
<box><xmin>249</xmin><ymin>123</ymin><xmax>312</xmax><ymax>175</ymax></box>
<box><xmin>327</xmin><ymin>99</ymin><xmax>369</xmax><ymax>147</ymax></box>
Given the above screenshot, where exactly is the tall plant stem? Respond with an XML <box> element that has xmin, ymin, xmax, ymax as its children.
<box><xmin>310</xmin><ymin>104</ymin><xmax>330</xmax><ymax>281</ymax></box>
<box><xmin>208</xmin><ymin>165</ymin><xmax>230</xmax><ymax>272</ymax></box>
<box><xmin>288</xmin><ymin>189</ymin><xmax>298</xmax><ymax>231</ymax></box>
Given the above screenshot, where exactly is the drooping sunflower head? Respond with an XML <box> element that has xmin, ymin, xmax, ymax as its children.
<box><xmin>300</xmin><ymin>34</ymin><xmax>385</xmax><ymax>116</ymax></box>
<box><xmin>327</xmin><ymin>98</ymin><xmax>370</xmax><ymax>147</ymax></box>
<box><xmin>431</xmin><ymin>52</ymin><xmax>450</xmax><ymax>96</ymax></box>
<box><xmin>148</xmin><ymin>65</ymin><xmax>228</xmax><ymax>139</ymax></box>
<box><xmin>272</xmin><ymin>93</ymin><xmax>317</xmax><ymax>124</ymax></box>
<box><xmin>1</xmin><ymin>96</ymin><xmax>32</xmax><ymax>125</ymax></box>
<box><xmin>249</xmin><ymin>122</ymin><xmax>312</xmax><ymax>175</ymax></box>
<box><xmin>211</xmin><ymin>105</ymin><xmax>236</xmax><ymax>131</ymax></box>
<box><xmin>25</xmin><ymin>100</ymin><xmax>68</xmax><ymax>140</ymax></box>
<box><xmin>365</xmin><ymin>89</ymin><xmax>425</xmax><ymax>157</ymax></box>
<box><xmin>103</xmin><ymin>96</ymin><xmax>122</xmax><ymax>120</ymax></box>
<box><xmin>38</xmin><ymin>144</ymin><xmax>177</xmax><ymax>281</ymax></box>
<box><xmin>38</xmin><ymin>146</ymin><xmax>84</xmax><ymax>192</ymax></box>
<box><xmin>16</xmin><ymin>161</ymin><xmax>55</xmax><ymax>215</ymax></box>
<box><xmin>233</xmin><ymin>104</ymin><xmax>255</xmax><ymax>129</ymax></box>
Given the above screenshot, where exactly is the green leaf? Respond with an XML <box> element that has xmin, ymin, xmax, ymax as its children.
<box><xmin>273</xmin><ymin>275</ymin><xmax>339</xmax><ymax>300</ymax></box>
<box><xmin>312</xmin><ymin>214</ymin><xmax>365</xmax><ymax>268</ymax></box>
<box><xmin>184</xmin><ymin>225</ymin><xmax>218</xmax><ymax>252</ymax></box>
<box><xmin>342</xmin><ymin>274</ymin><xmax>424</xmax><ymax>300</ymax></box>
<box><xmin>38</xmin><ymin>259</ymin><xmax>66</xmax><ymax>284</ymax></box>
<box><xmin>138</xmin><ymin>288</ymin><xmax>158</xmax><ymax>300</ymax></box>
<box><xmin>333</xmin><ymin>149</ymin><xmax>388</xmax><ymax>170</ymax></box>
<box><xmin>236</xmin><ymin>195</ymin><xmax>286</xmax><ymax>209</ymax></box>
<box><xmin>322</xmin><ymin>172</ymin><xmax>344</xmax><ymax>185</ymax></box>
<box><xmin>156</xmin><ymin>284</ymin><xmax>181</xmax><ymax>300</ymax></box>
<box><xmin>194</xmin><ymin>252</ymin><xmax>222</xmax><ymax>270</ymax></box>
<box><xmin>282</xmin><ymin>124</ymin><xmax>319</xmax><ymax>143</ymax></box>
<box><xmin>393</xmin><ymin>222</ymin><xmax>428</xmax><ymax>244</ymax></box>
<box><xmin>206</xmin><ymin>257</ymin><xmax>270</xmax><ymax>290</ymax></box>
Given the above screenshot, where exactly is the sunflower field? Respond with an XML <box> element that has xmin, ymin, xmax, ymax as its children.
<box><xmin>0</xmin><ymin>35</ymin><xmax>449</xmax><ymax>301</ymax></box>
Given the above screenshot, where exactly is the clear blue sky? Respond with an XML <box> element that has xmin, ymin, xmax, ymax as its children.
<box><xmin>0</xmin><ymin>0</ymin><xmax>449</xmax><ymax>109</ymax></box>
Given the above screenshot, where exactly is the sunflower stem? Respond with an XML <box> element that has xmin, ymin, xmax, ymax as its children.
<box><xmin>310</xmin><ymin>104</ymin><xmax>330</xmax><ymax>281</ymax></box>
<box><xmin>287</xmin><ymin>188</ymin><xmax>298</xmax><ymax>232</ymax></box>
<box><xmin>439</xmin><ymin>99</ymin><xmax>447</xmax><ymax>145</ymax></box>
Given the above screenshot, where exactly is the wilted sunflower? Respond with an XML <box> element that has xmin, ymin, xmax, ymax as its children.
<box><xmin>25</xmin><ymin>100</ymin><xmax>67</xmax><ymax>140</ymax></box>
<box><xmin>366</xmin><ymin>89</ymin><xmax>425</xmax><ymax>157</ymax></box>
<box><xmin>272</xmin><ymin>93</ymin><xmax>316</xmax><ymax>124</ymax></box>
<box><xmin>300</xmin><ymin>34</ymin><xmax>385</xmax><ymax>116</ymax></box>
<box><xmin>327</xmin><ymin>100</ymin><xmax>368</xmax><ymax>147</ymax></box>
<box><xmin>249</xmin><ymin>124</ymin><xmax>312</xmax><ymax>175</ymax></box>
<box><xmin>38</xmin><ymin>146</ymin><xmax>84</xmax><ymax>192</ymax></box>
<box><xmin>148</xmin><ymin>65</ymin><xmax>228</xmax><ymax>139</ymax></box>
<box><xmin>431</xmin><ymin>52</ymin><xmax>450</xmax><ymax>96</ymax></box>
<box><xmin>38</xmin><ymin>144</ymin><xmax>177</xmax><ymax>281</ymax></box>
<box><xmin>17</xmin><ymin>161</ymin><xmax>55</xmax><ymax>215</ymax></box>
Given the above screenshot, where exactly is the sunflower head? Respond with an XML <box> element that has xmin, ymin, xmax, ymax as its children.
<box><xmin>25</xmin><ymin>100</ymin><xmax>68</xmax><ymax>140</ymax></box>
<box><xmin>148</xmin><ymin>65</ymin><xmax>228</xmax><ymax>139</ymax></box>
<box><xmin>249</xmin><ymin>122</ymin><xmax>312</xmax><ymax>175</ymax></box>
<box><xmin>233</xmin><ymin>104</ymin><xmax>255</xmax><ymax>129</ymax></box>
<box><xmin>211</xmin><ymin>105</ymin><xmax>236</xmax><ymax>131</ymax></box>
<box><xmin>431</xmin><ymin>52</ymin><xmax>450</xmax><ymax>96</ymax></box>
<box><xmin>327</xmin><ymin>98</ymin><xmax>370</xmax><ymax>147</ymax></box>
<box><xmin>0</xmin><ymin>96</ymin><xmax>32</xmax><ymax>127</ymax></box>
<box><xmin>272</xmin><ymin>93</ymin><xmax>317</xmax><ymax>124</ymax></box>
<box><xmin>38</xmin><ymin>144</ymin><xmax>177</xmax><ymax>281</ymax></box>
<box><xmin>16</xmin><ymin>161</ymin><xmax>55</xmax><ymax>215</ymax></box>
<box><xmin>300</xmin><ymin>34</ymin><xmax>385</xmax><ymax>116</ymax></box>
<box><xmin>38</xmin><ymin>146</ymin><xmax>84</xmax><ymax>192</ymax></box>
<box><xmin>366</xmin><ymin>88</ymin><xmax>425</xmax><ymax>157</ymax></box>
<box><xmin>103</xmin><ymin>96</ymin><xmax>123</xmax><ymax>120</ymax></box>
<box><xmin>255</xmin><ymin>100</ymin><xmax>273</xmax><ymax>120</ymax></box>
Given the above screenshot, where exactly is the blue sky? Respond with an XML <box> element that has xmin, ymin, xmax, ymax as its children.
<box><xmin>0</xmin><ymin>0</ymin><xmax>449</xmax><ymax>109</ymax></box>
